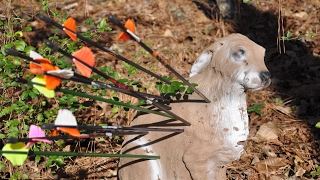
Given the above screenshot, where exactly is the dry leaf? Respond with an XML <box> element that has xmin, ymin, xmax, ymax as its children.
<box><xmin>252</xmin><ymin>122</ymin><xmax>279</xmax><ymax>143</ymax></box>
<box><xmin>196</xmin><ymin>13</ymin><xmax>210</xmax><ymax>23</ymax></box>
<box><xmin>163</xmin><ymin>29</ymin><xmax>174</xmax><ymax>37</ymax></box>
<box><xmin>295</xmin><ymin>166</ymin><xmax>306</xmax><ymax>177</ymax></box>
<box><xmin>63</xmin><ymin>145</ymin><xmax>71</xmax><ymax>152</ymax></box>
<box><xmin>270</xmin><ymin>176</ymin><xmax>284</xmax><ymax>180</ymax></box>
<box><xmin>259</xmin><ymin>158</ymin><xmax>286</xmax><ymax>167</ymax></box>
<box><xmin>294</xmin><ymin>155</ymin><xmax>304</xmax><ymax>164</ymax></box>
<box><xmin>293</xmin><ymin>12</ymin><xmax>308</xmax><ymax>19</ymax></box>
<box><xmin>274</xmin><ymin>105</ymin><xmax>292</xmax><ymax>116</ymax></box>
<box><xmin>251</xmin><ymin>155</ymin><xmax>260</xmax><ymax>165</ymax></box>
<box><xmin>255</xmin><ymin>158</ymin><xmax>286</xmax><ymax>174</ymax></box>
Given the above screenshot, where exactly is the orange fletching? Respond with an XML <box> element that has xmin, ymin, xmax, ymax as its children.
<box><xmin>30</xmin><ymin>58</ymin><xmax>52</xmax><ymax>71</ymax></box>
<box><xmin>117</xmin><ymin>19</ymin><xmax>135</xmax><ymax>40</ymax></box>
<box><xmin>41</xmin><ymin>63</ymin><xmax>61</xmax><ymax>90</ymax></box>
<box><xmin>49</xmin><ymin>130</ymin><xmax>58</xmax><ymax>136</ymax></box>
<box><xmin>30</xmin><ymin>67</ymin><xmax>44</xmax><ymax>75</ymax></box>
<box><xmin>72</xmin><ymin>47</ymin><xmax>95</xmax><ymax>78</ymax></box>
<box><xmin>58</xmin><ymin>128</ymin><xmax>80</xmax><ymax>137</ymax></box>
<box><xmin>63</xmin><ymin>17</ymin><xmax>77</xmax><ymax>41</ymax></box>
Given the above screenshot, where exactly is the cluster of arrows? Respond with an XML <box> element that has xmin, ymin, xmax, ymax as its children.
<box><xmin>1</xmin><ymin>14</ymin><xmax>209</xmax><ymax>166</ymax></box>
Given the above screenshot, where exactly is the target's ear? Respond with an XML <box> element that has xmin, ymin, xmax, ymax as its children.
<box><xmin>189</xmin><ymin>49</ymin><xmax>213</xmax><ymax>77</ymax></box>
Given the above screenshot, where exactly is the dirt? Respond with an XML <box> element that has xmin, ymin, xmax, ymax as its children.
<box><xmin>1</xmin><ymin>0</ymin><xmax>320</xmax><ymax>179</ymax></box>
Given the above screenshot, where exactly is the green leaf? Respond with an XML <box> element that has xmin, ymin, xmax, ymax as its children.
<box><xmin>21</xmin><ymin>174</ymin><xmax>29</xmax><ymax>179</ymax></box>
<box><xmin>0</xmin><ymin>162</ymin><xmax>6</xmax><ymax>171</ymax></box>
<box><xmin>191</xmin><ymin>83</ymin><xmax>198</xmax><ymax>87</ymax></box>
<box><xmin>97</xmin><ymin>18</ymin><xmax>107</xmax><ymax>31</ymax></box>
<box><xmin>112</xmin><ymin>105</ymin><xmax>119</xmax><ymax>114</ymax></box>
<box><xmin>37</xmin><ymin>113</ymin><xmax>44</xmax><ymax>121</ymax></box>
<box><xmin>0</xmin><ymin>134</ymin><xmax>6</xmax><ymax>139</ymax></box>
<box><xmin>46</xmin><ymin>156</ymin><xmax>56</xmax><ymax>167</ymax></box>
<box><xmin>123</xmin><ymin>62</ymin><xmax>131</xmax><ymax>68</ymax></box>
<box><xmin>128</xmin><ymin>67</ymin><xmax>137</xmax><ymax>75</ymax></box>
<box><xmin>186</xmin><ymin>87</ymin><xmax>194</xmax><ymax>94</ymax></box>
<box><xmin>309</xmin><ymin>33</ymin><xmax>314</xmax><ymax>39</ymax></box>
<box><xmin>24</xmin><ymin>26</ymin><xmax>32</xmax><ymax>31</ymax></box>
<box><xmin>179</xmin><ymin>86</ymin><xmax>185</xmax><ymax>92</ymax></box>
<box><xmin>56</xmin><ymin>140</ymin><xmax>65</xmax><ymax>148</ymax></box>
<box><xmin>161</xmin><ymin>85</ymin><xmax>168</xmax><ymax>93</ymax></box>
<box><xmin>167</xmin><ymin>86</ymin><xmax>175</xmax><ymax>93</ymax></box>
<box><xmin>286</xmin><ymin>30</ymin><xmax>291</xmax><ymax>38</ymax></box>
<box><xmin>25</xmin><ymin>46</ymin><xmax>36</xmax><ymax>53</ymax></box>
<box><xmin>21</xmin><ymin>91</ymin><xmax>29</xmax><ymax>100</ymax></box>
<box><xmin>28</xmin><ymin>90</ymin><xmax>37</xmax><ymax>98</ymax></box>
<box><xmin>6</xmin><ymin>32</ymin><xmax>15</xmax><ymax>38</ymax></box>
<box><xmin>14</xmin><ymin>40</ymin><xmax>27</xmax><ymax>51</ymax></box>
<box><xmin>247</xmin><ymin>103</ymin><xmax>264</xmax><ymax>115</ymax></box>
<box><xmin>54</xmin><ymin>157</ymin><xmax>65</xmax><ymax>167</ymax></box>
<box><xmin>1</xmin><ymin>43</ymin><xmax>14</xmax><ymax>55</ymax></box>
<box><xmin>14</xmin><ymin>31</ymin><xmax>23</xmax><ymax>38</ymax></box>
<box><xmin>156</xmin><ymin>84</ymin><xmax>162</xmax><ymax>91</ymax></box>
<box><xmin>85</xmin><ymin>18</ymin><xmax>94</xmax><ymax>26</ymax></box>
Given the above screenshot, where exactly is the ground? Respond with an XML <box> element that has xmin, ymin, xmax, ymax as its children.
<box><xmin>0</xmin><ymin>0</ymin><xmax>320</xmax><ymax>179</ymax></box>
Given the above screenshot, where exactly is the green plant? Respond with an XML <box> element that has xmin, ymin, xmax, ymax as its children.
<box><xmin>247</xmin><ymin>103</ymin><xmax>264</xmax><ymax>115</ymax></box>
<box><xmin>281</xmin><ymin>30</ymin><xmax>292</xmax><ymax>40</ymax></box>
<box><xmin>205</xmin><ymin>25</ymin><xmax>212</xmax><ymax>35</ymax></box>
<box><xmin>10</xmin><ymin>172</ymin><xmax>29</xmax><ymax>180</ymax></box>
<box><xmin>156</xmin><ymin>78</ymin><xmax>198</xmax><ymax>98</ymax></box>
<box><xmin>311</xmin><ymin>166</ymin><xmax>320</xmax><ymax>178</ymax></box>
<box><xmin>97</xmin><ymin>18</ymin><xmax>112</xmax><ymax>32</ymax></box>
<box><xmin>46</xmin><ymin>156</ymin><xmax>66</xmax><ymax>173</ymax></box>
<box><xmin>273</xmin><ymin>98</ymin><xmax>283</xmax><ymax>105</ymax></box>
<box><xmin>0</xmin><ymin>162</ymin><xmax>6</xmax><ymax>171</ymax></box>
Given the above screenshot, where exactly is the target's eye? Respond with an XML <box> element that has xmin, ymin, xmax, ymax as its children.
<box><xmin>232</xmin><ymin>48</ymin><xmax>246</xmax><ymax>62</ymax></box>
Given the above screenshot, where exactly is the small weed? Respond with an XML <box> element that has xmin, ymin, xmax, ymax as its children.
<box><xmin>247</xmin><ymin>103</ymin><xmax>264</xmax><ymax>115</ymax></box>
<box><xmin>273</xmin><ymin>98</ymin><xmax>283</xmax><ymax>105</ymax></box>
<box><xmin>10</xmin><ymin>172</ymin><xmax>29</xmax><ymax>180</ymax></box>
<box><xmin>97</xmin><ymin>18</ymin><xmax>112</xmax><ymax>32</ymax></box>
<box><xmin>205</xmin><ymin>25</ymin><xmax>212</xmax><ymax>35</ymax></box>
<box><xmin>0</xmin><ymin>162</ymin><xmax>6</xmax><ymax>171</ymax></box>
<box><xmin>281</xmin><ymin>30</ymin><xmax>292</xmax><ymax>40</ymax></box>
<box><xmin>311</xmin><ymin>166</ymin><xmax>320</xmax><ymax>178</ymax></box>
<box><xmin>46</xmin><ymin>156</ymin><xmax>66</xmax><ymax>173</ymax></box>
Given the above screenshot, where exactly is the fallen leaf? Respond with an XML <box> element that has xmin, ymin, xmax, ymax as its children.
<box><xmin>252</xmin><ymin>121</ymin><xmax>279</xmax><ymax>143</ymax></box>
<box><xmin>163</xmin><ymin>29</ymin><xmax>173</xmax><ymax>37</ymax></box>
<box><xmin>295</xmin><ymin>166</ymin><xmax>306</xmax><ymax>177</ymax></box>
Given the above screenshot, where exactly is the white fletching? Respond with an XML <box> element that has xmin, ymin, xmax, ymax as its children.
<box><xmin>46</xmin><ymin>69</ymin><xmax>74</xmax><ymax>79</ymax></box>
<box><xmin>55</xmin><ymin>109</ymin><xmax>77</xmax><ymax>126</ymax></box>
<box><xmin>30</xmin><ymin>50</ymin><xmax>43</xmax><ymax>59</ymax></box>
